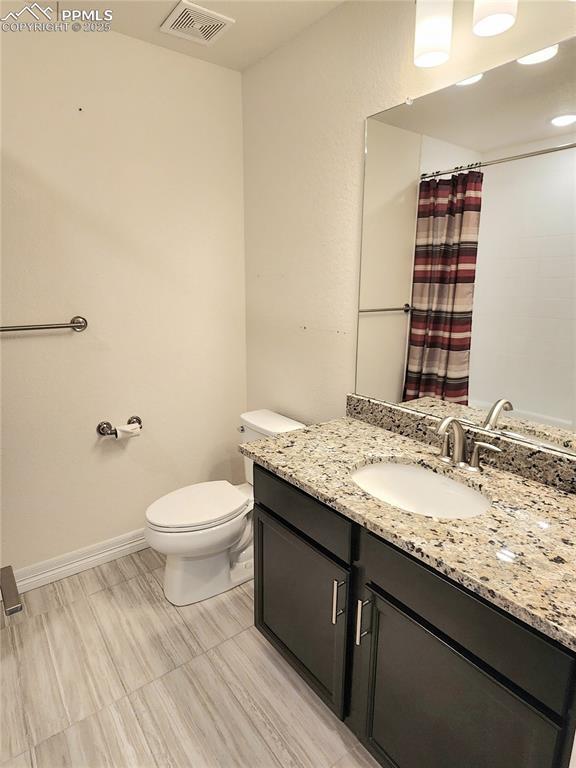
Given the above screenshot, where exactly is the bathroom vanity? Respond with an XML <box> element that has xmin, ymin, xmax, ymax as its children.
<box><xmin>242</xmin><ymin>416</ymin><xmax>576</xmax><ymax>768</ymax></box>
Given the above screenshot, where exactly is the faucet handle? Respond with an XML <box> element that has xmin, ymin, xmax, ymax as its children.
<box><xmin>469</xmin><ymin>441</ymin><xmax>502</xmax><ymax>472</ymax></box>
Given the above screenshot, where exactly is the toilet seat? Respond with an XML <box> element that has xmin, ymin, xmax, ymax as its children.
<box><xmin>146</xmin><ymin>480</ymin><xmax>251</xmax><ymax>533</ymax></box>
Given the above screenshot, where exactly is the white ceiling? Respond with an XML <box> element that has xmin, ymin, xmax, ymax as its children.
<box><xmin>69</xmin><ymin>0</ymin><xmax>343</xmax><ymax>71</ymax></box>
<box><xmin>374</xmin><ymin>35</ymin><xmax>576</xmax><ymax>153</ymax></box>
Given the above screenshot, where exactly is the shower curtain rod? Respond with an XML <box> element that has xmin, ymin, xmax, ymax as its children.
<box><xmin>420</xmin><ymin>140</ymin><xmax>576</xmax><ymax>180</ymax></box>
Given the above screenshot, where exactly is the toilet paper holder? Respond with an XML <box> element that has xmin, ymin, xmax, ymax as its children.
<box><xmin>97</xmin><ymin>415</ymin><xmax>142</xmax><ymax>437</ymax></box>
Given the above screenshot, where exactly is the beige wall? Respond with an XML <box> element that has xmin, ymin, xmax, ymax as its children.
<box><xmin>360</xmin><ymin>121</ymin><xmax>421</xmax><ymax>312</ymax></box>
<box><xmin>1</xmin><ymin>30</ymin><xmax>245</xmax><ymax>568</ymax></box>
<box><xmin>243</xmin><ymin>0</ymin><xmax>576</xmax><ymax>425</ymax></box>
<box><xmin>356</xmin><ymin>121</ymin><xmax>421</xmax><ymax>402</ymax></box>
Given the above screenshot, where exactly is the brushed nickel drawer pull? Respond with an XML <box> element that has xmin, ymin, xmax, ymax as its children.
<box><xmin>355</xmin><ymin>599</ymin><xmax>371</xmax><ymax>645</ymax></box>
<box><xmin>331</xmin><ymin>579</ymin><xmax>346</xmax><ymax>625</ymax></box>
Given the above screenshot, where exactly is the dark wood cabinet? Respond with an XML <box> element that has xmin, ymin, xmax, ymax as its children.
<box><xmin>351</xmin><ymin>586</ymin><xmax>562</xmax><ymax>768</ymax></box>
<box><xmin>357</xmin><ymin>530</ymin><xmax>575</xmax><ymax>717</ymax></box>
<box><xmin>254</xmin><ymin>504</ymin><xmax>350</xmax><ymax>716</ymax></box>
<box><xmin>253</xmin><ymin>466</ymin><xmax>576</xmax><ymax>768</ymax></box>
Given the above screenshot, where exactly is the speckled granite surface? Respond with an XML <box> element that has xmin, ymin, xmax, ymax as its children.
<box><xmin>407</xmin><ymin>397</ymin><xmax>576</xmax><ymax>453</ymax></box>
<box><xmin>347</xmin><ymin>394</ymin><xmax>576</xmax><ymax>495</ymax></box>
<box><xmin>241</xmin><ymin>417</ymin><xmax>576</xmax><ymax>652</ymax></box>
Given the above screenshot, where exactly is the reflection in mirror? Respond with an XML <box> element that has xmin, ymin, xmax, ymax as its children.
<box><xmin>356</xmin><ymin>37</ymin><xmax>576</xmax><ymax>452</ymax></box>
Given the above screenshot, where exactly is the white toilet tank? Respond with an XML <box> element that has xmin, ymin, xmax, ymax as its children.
<box><xmin>239</xmin><ymin>409</ymin><xmax>305</xmax><ymax>484</ymax></box>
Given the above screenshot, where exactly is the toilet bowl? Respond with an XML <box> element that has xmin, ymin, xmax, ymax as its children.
<box><xmin>145</xmin><ymin>410</ymin><xmax>304</xmax><ymax>606</ymax></box>
<box><xmin>146</xmin><ymin>481</ymin><xmax>253</xmax><ymax>605</ymax></box>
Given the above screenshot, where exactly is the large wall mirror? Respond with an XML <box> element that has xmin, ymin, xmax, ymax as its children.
<box><xmin>356</xmin><ymin>36</ymin><xmax>575</xmax><ymax>450</ymax></box>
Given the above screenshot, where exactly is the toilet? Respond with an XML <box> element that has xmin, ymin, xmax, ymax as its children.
<box><xmin>145</xmin><ymin>410</ymin><xmax>305</xmax><ymax>605</ymax></box>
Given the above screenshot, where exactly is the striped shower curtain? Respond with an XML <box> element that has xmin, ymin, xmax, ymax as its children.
<box><xmin>403</xmin><ymin>171</ymin><xmax>483</xmax><ymax>405</ymax></box>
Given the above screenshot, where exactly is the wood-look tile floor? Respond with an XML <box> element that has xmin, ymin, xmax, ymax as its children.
<box><xmin>1</xmin><ymin>549</ymin><xmax>378</xmax><ymax>768</ymax></box>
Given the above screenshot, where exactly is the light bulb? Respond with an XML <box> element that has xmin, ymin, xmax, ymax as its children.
<box><xmin>473</xmin><ymin>0</ymin><xmax>518</xmax><ymax>37</ymax></box>
<box><xmin>414</xmin><ymin>0</ymin><xmax>454</xmax><ymax>68</ymax></box>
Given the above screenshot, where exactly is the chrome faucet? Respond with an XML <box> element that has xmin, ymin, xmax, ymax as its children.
<box><xmin>436</xmin><ymin>416</ymin><xmax>468</xmax><ymax>467</ymax></box>
<box><xmin>483</xmin><ymin>399</ymin><xmax>513</xmax><ymax>430</ymax></box>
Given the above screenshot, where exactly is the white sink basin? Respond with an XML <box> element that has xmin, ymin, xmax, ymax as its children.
<box><xmin>351</xmin><ymin>462</ymin><xmax>490</xmax><ymax>520</ymax></box>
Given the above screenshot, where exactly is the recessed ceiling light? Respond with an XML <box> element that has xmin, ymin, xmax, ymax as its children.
<box><xmin>456</xmin><ymin>74</ymin><xmax>484</xmax><ymax>86</ymax></box>
<box><xmin>551</xmin><ymin>114</ymin><xmax>576</xmax><ymax>127</ymax></box>
<box><xmin>517</xmin><ymin>45</ymin><xmax>559</xmax><ymax>65</ymax></box>
<box><xmin>473</xmin><ymin>0</ymin><xmax>517</xmax><ymax>37</ymax></box>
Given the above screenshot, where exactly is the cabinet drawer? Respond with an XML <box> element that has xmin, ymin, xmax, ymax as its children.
<box><xmin>360</xmin><ymin>529</ymin><xmax>575</xmax><ymax>716</ymax></box>
<box><xmin>254</xmin><ymin>465</ymin><xmax>352</xmax><ymax>564</ymax></box>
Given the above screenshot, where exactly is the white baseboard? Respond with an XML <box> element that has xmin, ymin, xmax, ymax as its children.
<box><xmin>14</xmin><ymin>529</ymin><xmax>148</xmax><ymax>593</ymax></box>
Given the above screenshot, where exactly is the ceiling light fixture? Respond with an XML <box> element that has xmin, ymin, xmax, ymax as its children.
<box><xmin>414</xmin><ymin>0</ymin><xmax>454</xmax><ymax>68</ymax></box>
<box><xmin>456</xmin><ymin>73</ymin><xmax>484</xmax><ymax>86</ymax></box>
<box><xmin>551</xmin><ymin>114</ymin><xmax>576</xmax><ymax>127</ymax></box>
<box><xmin>473</xmin><ymin>0</ymin><xmax>518</xmax><ymax>37</ymax></box>
<box><xmin>517</xmin><ymin>45</ymin><xmax>559</xmax><ymax>65</ymax></box>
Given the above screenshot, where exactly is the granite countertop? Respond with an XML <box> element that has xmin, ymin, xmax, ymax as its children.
<box><xmin>240</xmin><ymin>417</ymin><xmax>576</xmax><ymax>653</ymax></box>
<box><xmin>406</xmin><ymin>397</ymin><xmax>576</xmax><ymax>453</ymax></box>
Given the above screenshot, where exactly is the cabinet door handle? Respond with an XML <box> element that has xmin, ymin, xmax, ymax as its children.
<box><xmin>355</xmin><ymin>599</ymin><xmax>371</xmax><ymax>645</ymax></box>
<box><xmin>331</xmin><ymin>579</ymin><xmax>346</xmax><ymax>625</ymax></box>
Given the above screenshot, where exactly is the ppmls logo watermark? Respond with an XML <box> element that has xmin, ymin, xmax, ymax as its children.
<box><xmin>1</xmin><ymin>3</ymin><xmax>113</xmax><ymax>31</ymax></box>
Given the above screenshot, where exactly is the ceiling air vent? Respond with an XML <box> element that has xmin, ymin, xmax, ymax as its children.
<box><xmin>160</xmin><ymin>1</ymin><xmax>235</xmax><ymax>46</ymax></box>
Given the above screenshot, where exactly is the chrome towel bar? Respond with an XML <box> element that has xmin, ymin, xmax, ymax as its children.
<box><xmin>359</xmin><ymin>304</ymin><xmax>411</xmax><ymax>314</ymax></box>
<box><xmin>0</xmin><ymin>315</ymin><xmax>88</xmax><ymax>333</ymax></box>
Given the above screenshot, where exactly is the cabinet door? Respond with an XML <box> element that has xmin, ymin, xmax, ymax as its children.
<box><xmin>254</xmin><ymin>504</ymin><xmax>349</xmax><ymax>716</ymax></box>
<box><xmin>352</xmin><ymin>588</ymin><xmax>562</xmax><ymax>768</ymax></box>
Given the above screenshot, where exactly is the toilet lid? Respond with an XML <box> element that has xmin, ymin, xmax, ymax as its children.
<box><xmin>146</xmin><ymin>481</ymin><xmax>249</xmax><ymax>531</ymax></box>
